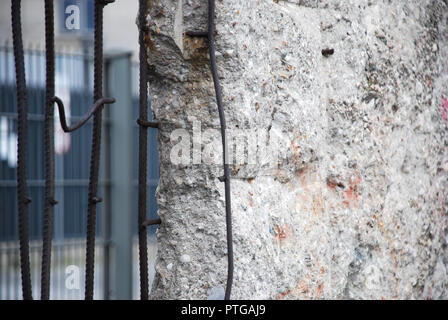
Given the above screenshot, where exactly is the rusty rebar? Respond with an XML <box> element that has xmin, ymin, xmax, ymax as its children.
<box><xmin>11</xmin><ymin>0</ymin><xmax>32</xmax><ymax>300</ymax></box>
<box><xmin>53</xmin><ymin>96</ymin><xmax>115</xmax><ymax>133</ymax></box>
<box><xmin>137</xmin><ymin>118</ymin><xmax>159</xmax><ymax>129</ymax></box>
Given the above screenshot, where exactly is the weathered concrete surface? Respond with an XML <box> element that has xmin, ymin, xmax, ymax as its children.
<box><xmin>145</xmin><ymin>0</ymin><xmax>448</xmax><ymax>299</ymax></box>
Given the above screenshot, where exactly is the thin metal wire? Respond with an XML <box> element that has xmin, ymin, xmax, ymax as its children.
<box><xmin>41</xmin><ymin>0</ymin><xmax>56</xmax><ymax>300</ymax></box>
<box><xmin>137</xmin><ymin>0</ymin><xmax>150</xmax><ymax>300</ymax></box>
<box><xmin>207</xmin><ymin>0</ymin><xmax>234</xmax><ymax>300</ymax></box>
<box><xmin>11</xmin><ymin>0</ymin><xmax>33</xmax><ymax>301</ymax></box>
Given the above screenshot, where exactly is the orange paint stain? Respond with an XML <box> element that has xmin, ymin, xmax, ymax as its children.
<box><xmin>316</xmin><ymin>283</ymin><xmax>324</xmax><ymax>299</ymax></box>
<box><xmin>274</xmin><ymin>224</ymin><xmax>293</xmax><ymax>242</ymax></box>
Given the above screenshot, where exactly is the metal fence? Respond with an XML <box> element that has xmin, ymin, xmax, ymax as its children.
<box><xmin>0</xmin><ymin>45</ymin><xmax>159</xmax><ymax>299</ymax></box>
<box><xmin>0</xmin><ymin>46</ymin><xmax>105</xmax><ymax>241</ymax></box>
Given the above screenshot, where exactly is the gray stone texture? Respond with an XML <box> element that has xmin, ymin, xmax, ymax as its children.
<box><xmin>145</xmin><ymin>0</ymin><xmax>448</xmax><ymax>299</ymax></box>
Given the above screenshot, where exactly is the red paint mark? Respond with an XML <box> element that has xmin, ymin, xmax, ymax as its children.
<box><xmin>274</xmin><ymin>224</ymin><xmax>292</xmax><ymax>242</ymax></box>
<box><xmin>316</xmin><ymin>283</ymin><xmax>323</xmax><ymax>299</ymax></box>
<box><xmin>274</xmin><ymin>289</ymin><xmax>291</xmax><ymax>300</ymax></box>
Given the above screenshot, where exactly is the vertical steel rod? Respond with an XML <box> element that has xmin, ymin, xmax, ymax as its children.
<box><xmin>41</xmin><ymin>0</ymin><xmax>57</xmax><ymax>300</ymax></box>
<box><xmin>207</xmin><ymin>0</ymin><xmax>233</xmax><ymax>300</ymax></box>
<box><xmin>137</xmin><ymin>0</ymin><xmax>149</xmax><ymax>300</ymax></box>
<box><xmin>183</xmin><ymin>0</ymin><xmax>235</xmax><ymax>300</ymax></box>
<box><xmin>85</xmin><ymin>0</ymin><xmax>109</xmax><ymax>300</ymax></box>
<box><xmin>11</xmin><ymin>0</ymin><xmax>32</xmax><ymax>300</ymax></box>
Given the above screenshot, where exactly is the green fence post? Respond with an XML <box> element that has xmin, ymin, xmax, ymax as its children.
<box><xmin>105</xmin><ymin>51</ymin><xmax>133</xmax><ymax>300</ymax></box>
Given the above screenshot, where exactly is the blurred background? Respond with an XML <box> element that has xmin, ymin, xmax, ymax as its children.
<box><xmin>0</xmin><ymin>0</ymin><xmax>159</xmax><ymax>299</ymax></box>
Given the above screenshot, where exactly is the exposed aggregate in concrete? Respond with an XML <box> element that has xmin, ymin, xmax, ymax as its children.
<box><xmin>145</xmin><ymin>0</ymin><xmax>448</xmax><ymax>299</ymax></box>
